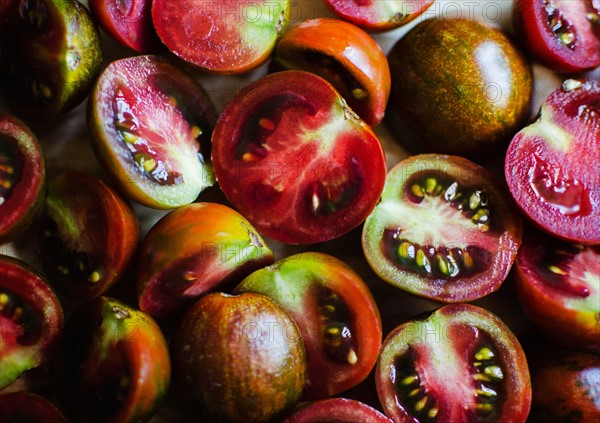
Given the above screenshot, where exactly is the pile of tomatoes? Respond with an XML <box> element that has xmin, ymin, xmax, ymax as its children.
<box><xmin>0</xmin><ymin>0</ymin><xmax>598</xmax><ymax>422</ymax></box>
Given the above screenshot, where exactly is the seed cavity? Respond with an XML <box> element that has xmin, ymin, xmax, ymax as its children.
<box><xmin>544</xmin><ymin>0</ymin><xmax>576</xmax><ymax>49</ymax></box>
<box><xmin>0</xmin><ymin>288</ymin><xmax>41</xmax><ymax>345</ymax></box>
<box><xmin>393</xmin><ymin>349</ymin><xmax>439</xmax><ymax>421</ymax></box>
<box><xmin>472</xmin><ymin>344</ymin><xmax>503</xmax><ymax>418</ymax></box>
<box><xmin>0</xmin><ymin>137</ymin><xmax>22</xmax><ymax>206</ymax></box>
<box><xmin>318</xmin><ymin>287</ymin><xmax>357</xmax><ymax>366</ymax></box>
<box><xmin>304</xmin><ymin>51</ymin><xmax>368</xmax><ymax>102</ymax></box>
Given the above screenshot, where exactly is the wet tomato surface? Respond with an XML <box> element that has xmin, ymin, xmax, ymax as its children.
<box><xmin>212</xmin><ymin>70</ymin><xmax>387</xmax><ymax>244</ymax></box>
<box><xmin>0</xmin><ymin>114</ymin><xmax>45</xmax><ymax>244</ymax></box>
<box><xmin>35</xmin><ymin>171</ymin><xmax>140</xmax><ymax>302</ymax></box>
<box><xmin>514</xmin><ymin>0</ymin><xmax>600</xmax><ymax>73</ymax></box>
<box><xmin>235</xmin><ymin>252</ymin><xmax>382</xmax><ymax>399</ymax></box>
<box><xmin>136</xmin><ymin>202</ymin><xmax>274</xmax><ymax>316</ymax></box>
<box><xmin>362</xmin><ymin>154</ymin><xmax>522</xmax><ymax>303</ymax></box>
<box><xmin>0</xmin><ymin>255</ymin><xmax>63</xmax><ymax>390</ymax></box>
<box><xmin>505</xmin><ymin>79</ymin><xmax>600</xmax><ymax>245</ymax></box>
<box><xmin>376</xmin><ymin>304</ymin><xmax>531</xmax><ymax>423</ymax></box>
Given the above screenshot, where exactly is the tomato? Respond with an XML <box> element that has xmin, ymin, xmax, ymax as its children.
<box><xmin>386</xmin><ymin>18</ymin><xmax>533</xmax><ymax>157</ymax></box>
<box><xmin>88</xmin><ymin>0</ymin><xmax>163</xmax><ymax>53</ymax></box>
<box><xmin>514</xmin><ymin>0</ymin><xmax>600</xmax><ymax>73</ymax></box>
<box><xmin>323</xmin><ymin>0</ymin><xmax>435</xmax><ymax>32</ymax></box>
<box><xmin>34</xmin><ymin>172</ymin><xmax>139</xmax><ymax>302</ymax></box>
<box><xmin>212</xmin><ymin>70</ymin><xmax>387</xmax><ymax>244</ymax></box>
<box><xmin>88</xmin><ymin>54</ymin><xmax>218</xmax><ymax>209</ymax></box>
<box><xmin>152</xmin><ymin>0</ymin><xmax>290</xmax><ymax>74</ymax></box>
<box><xmin>0</xmin><ymin>391</ymin><xmax>67</xmax><ymax>423</ymax></box>
<box><xmin>376</xmin><ymin>304</ymin><xmax>531</xmax><ymax>423</ymax></box>
<box><xmin>362</xmin><ymin>154</ymin><xmax>522</xmax><ymax>303</ymax></box>
<box><xmin>0</xmin><ymin>114</ymin><xmax>45</xmax><ymax>244</ymax></box>
<box><xmin>515</xmin><ymin>228</ymin><xmax>599</xmax><ymax>351</ymax></box>
<box><xmin>235</xmin><ymin>252</ymin><xmax>382</xmax><ymax>399</ymax></box>
<box><xmin>59</xmin><ymin>296</ymin><xmax>170</xmax><ymax>422</ymax></box>
<box><xmin>281</xmin><ymin>398</ymin><xmax>392</xmax><ymax>423</ymax></box>
<box><xmin>0</xmin><ymin>0</ymin><xmax>102</xmax><ymax>122</ymax></box>
<box><xmin>272</xmin><ymin>17</ymin><xmax>391</xmax><ymax>127</ymax></box>
<box><xmin>136</xmin><ymin>202</ymin><xmax>274</xmax><ymax>316</ymax></box>
<box><xmin>0</xmin><ymin>255</ymin><xmax>63</xmax><ymax>390</ymax></box>
<box><xmin>172</xmin><ymin>292</ymin><xmax>306</xmax><ymax>422</ymax></box>
<box><xmin>505</xmin><ymin>79</ymin><xmax>600</xmax><ymax>245</ymax></box>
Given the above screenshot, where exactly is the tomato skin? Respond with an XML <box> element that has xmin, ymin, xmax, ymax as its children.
<box><xmin>212</xmin><ymin>70</ymin><xmax>387</xmax><ymax>244</ymax></box>
<box><xmin>505</xmin><ymin>79</ymin><xmax>600</xmax><ymax>245</ymax></box>
<box><xmin>59</xmin><ymin>296</ymin><xmax>171</xmax><ymax>423</ymax></box>
<box><xmin>281</xmin><ymin>398</ymin><xmax>392</xmax><ymax>423</ymax></box>
<box><xmin>0</xmin><ymin>114</ymin><xmax>45</xmax><ymax>244</ymax></box>
<box><xmin>362</xmin><ymin>154</ymin><xmax>523</xmax><ymax>303</ymax></box>
<box><xmin>376</xmin><ymin>304</ymin><xmax>532</xmax><ymax>423</ymax></box>
<box><xmin>323</xmin><ymin>0</ymin><xmax>435</xmax><ymax>32</ymax></box>
<box><xmin>0</xmin><ymin>392</ymin><xmax>67</xmax><ymax>423</ymax></box>
<box><xmin>172</xmin><ymin>292</ymin><xmax>306</xmax><ymax>423</ymax></box>
<box><xmin>235</xmin><ymin>252</ymin><xmax>382</xmax><ymax>400</ymax></box>
<box><xmin>88</xmin><ymin>0</ymin><xmax>163</xmax><ymax>53</ymax></box>
<box><xmin>0</xmin><ymin>255</ymin><xmax>64</xmax><ymax>391</ymax></box>
<box><xmin>273</xmin><ymin>18</ymin><xmax>391</xmax><ymax>127</ymax></box>
<box><xmin>513</xmin><ymin>0</ymin><xmax>600</xmax><ymax>73</ymax></box>
<box><xmin>136</xmin><ymin>202</ymin><xmax>274</xmax><ymax>316</ymax></box>
<box><xmin>35</xmin><ymin>172</ymin><xmax>140</xmax><ymax>302</ymax></box>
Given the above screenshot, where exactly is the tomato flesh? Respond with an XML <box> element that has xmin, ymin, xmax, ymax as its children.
<box><xmin>212</xmin><ymin>70</ymin><xmax>387</xmax><ymax>244</ymax></box>
<box><xmin>505</xmin><ymin>79</ymin><xmax>600</xmax><ymax>244</ymax></box>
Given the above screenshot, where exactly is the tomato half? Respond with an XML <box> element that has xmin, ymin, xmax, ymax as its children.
<box><xmin>212</xmin><ymin>70</ymin><xmax>387</xmax><ymax>244</ymax></box>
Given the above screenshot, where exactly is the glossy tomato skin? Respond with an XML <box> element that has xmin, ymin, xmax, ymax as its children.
<box><xmin>281</xmin><ymin>398</ymin><xmax>392</xmax><ymax>423</ymax></box>
<box><xmin>323</xmin><ymin>0</ymin><xmax>435</xmax><ymax>32</ymax></box>
<box><xmin>0</xmin><ymin>114</ymin><xmax>45</xmax><ymax>244</ymax></box>
<box><xmin>505</xmin><ymin>79</ymin><xmax>600</xmax><ymax>245</ymax></box>
<box><xmin>235</xmin><ymin>252</ymin><xmax>382</xmax><ymax>399</ymax></box>
<box><xmin>136</xmin><ymin>202</ymin><xmax>274</xmax><ymax>316</ymax></box>
<box><xmin>152</xmin><ymin>0</ymin><xmax>290</xmax><ymax>74</ymax></box>
<box><xmin>212</xmin><ymin>70</ymin><xmax>387</xmax><ymax>244</ymax></box>
<box><xmin>35</xmin><ymin>172</ymin><xmax>140</xmax><ymax>302</ymax></box>
<box><xmin>515</xmin><ymin>229</ymin><xmax>599</xmax><ymax>351</ymax></box>
<box><xmin>88</xmin><ymin>55</ymin><xmax>218</xmax><ymax>209</ymax></box>
<box><xmin>273</xmin><ymin>18</ymin><xmax>391</xmax><ymax>127</ymax></box>
<box><xmin>59</xmin><ymin>296</ymin><xmax>170</xmax><ymax>423</ymax></box>
<box><xmin>528</xmin><ymin>351</ymin><xmax>600</xmax><ymax>422</ymax></box>
<box><xmin>514</xmin><ymin>0</ymin><xmax>600</xmax><ymax>73</ymax></box>
<box><xmin>0</xmin><ymin>255</ymin><xmax>63</xmax><ymax>390</ymax></box>
<box><xmin>89</xmin><ymin>0</ymin><xmax>163</xmax><ymax>53</ymax></box>
<box><xmin>0</xmin><ymin>391</ymin><xmax>67</xmax><ymax>423</ymax></box>
<box><xmin>362</xmin><ymin>154</ymin><xmax>523</xmax><ymax>303</ymax></box>
<box><xmin>0</xmin><ymin>0</ymin><xmax>102</xmax><ymax>122</ymax></box>
<box><xmin>387</xmin><ymin>18</ymin><xmax>533</xmax><ymax>157</ymax></box>
<box><xmin>172</xmin><ymin>292</ymin><xmax>306</xmax><ymax>423</ymax></box>
<box><xmin>376</xmin><ymin>304</ymin><xmax>531</xmax><ymax>423</ymax></box>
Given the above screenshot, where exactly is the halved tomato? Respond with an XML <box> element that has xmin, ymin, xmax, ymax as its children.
<box><xmin>0</xmin><ymin>255</ymin><xmax>63</xmax><ymax>390</ymax></box>
<box><xmin>376</xmin><ymin>304</ymin><xmax>531</xmax><ymax>422</ymax></box>
<box><xmin>323</xmin><ymin>0</ymin><xmax>435</xmax><ymax>32</ymax></box>
<box><xmin>212</xmin><ymin>70</ymin><xmax>387</xmax><ymax>244</ymax></box>
<box><xmin>88</xmin><ymin>55</ymin><xmax>218</xmax><ymax>209</ymax></box>
<box><xmin>513</xmin><ymin>0</ymin><xmax>600</xmax><ymax>73</ymax></box>
<box><xmin>152</xmin><ymin>0</ymin><xmax>290</xmax><ymax>73</ymax></box>
<box><xmin>0</xmin><ymin>113</ymin><xmax>45</xmax><ymax>244</ymax></box>
<box><xmin>0</xmin><ymin>391</ymin><xmax>67</xmax><ymax>423</ymax></box>
<box><xmin>281</xmin><ymin>398</ymin><xmax>392</xmax><ymax>423</ymax></box>
<box><xmin>515</xmin><ymin>228</ymin><xmax>599</xmax><ymax>351</ymax></box>
<box><xmin>505</xmin><ymin>79</ymin><xmax>600</xmax><ymax>245</ymax></box>
<box><xmin>362</xmin><ymin>154</ymin><xmax>522</xmax><ymax>302</ymax></box>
